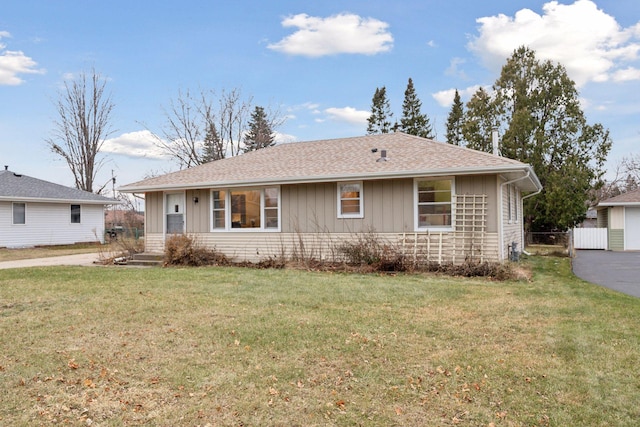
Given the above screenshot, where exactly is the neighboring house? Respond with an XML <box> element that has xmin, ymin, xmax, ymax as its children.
<box><xmin>578</xmin><ymin>208</ymin><xmax>598</xmax><ymax>228</ymax></box>
<box><xmin>119</xmin><ymin>133</ymin><xmax>542</xmax><ymax>263</ymax></box>
<box><xmin>0</xmin><ymin>167</ymin><xmax>118</xmax><ymax>247</ymax></box>
<box><xmin>597</xmin><ymin>188</ymin><xmax>640</xmax><ymax>251</ymax></box>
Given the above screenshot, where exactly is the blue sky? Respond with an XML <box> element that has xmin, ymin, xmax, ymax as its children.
<box><xmin>1</xmin><ymin>0</ymin><xmax>639</xmax><ymax>193</ymax></box>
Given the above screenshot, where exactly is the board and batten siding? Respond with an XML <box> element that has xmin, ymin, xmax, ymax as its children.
<box><xmin>282</xmin><ymin>179</ymin><xmax>413</xmax><ymax>233</ymax></box>
<box><xmin>145</xmin><ymin>192</ymin><xmax>163</xmax><ymax>234</ymax></box>
<box><xmin>0</xmin><ymin>201</ymin><xmax>105</xmax><ymax>247</ymax></box>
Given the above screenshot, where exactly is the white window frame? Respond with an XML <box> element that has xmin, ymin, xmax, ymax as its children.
<box><xmin>507</xmin><ymin>184</ymin><xmax>513</xmax><ymax>223</ymax></box>
<box><xmin>337</xmin><ymin>181</ymin><xmax>364</xmax><ymax>219</ymax></box>
<box><xmin>12</xmin><ymin>202</ymin><xmax>26</xmax><ymax>225</ymax></box>
<box><xmin>210</xmin><ymin>186</ymin><xmax>281</xmax><ymax>232</ymax></box>
<box><xmin>414</xmin><ymin>177</ymin><xmax>455</xmax><ymax>232</ymax></box>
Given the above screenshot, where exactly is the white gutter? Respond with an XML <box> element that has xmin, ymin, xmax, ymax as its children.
<box><xmin>499</xmin><ymin>169</ymin><xmax>534</xmax><ymax>261</ymax></box>
<box><xmin>520</xmin><ymin>184</ymin><xmax>543</xmax><ymax>255</ymax></box>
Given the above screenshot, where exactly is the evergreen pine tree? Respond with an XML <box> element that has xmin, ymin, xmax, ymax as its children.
<box><xmin>243</xmin><ymin>106</ymin><xmax>275</xmax><ymax>153</ymax></box>
<box><xmin>445</xmin><ymin>89</ymin><xmax>464</xmax><ymax>145</ymax></box>
<box><xmin>202</xmin><ymin>122</ymin><xmax>223</xmax><ymax>162</ymax></box>
<box><xmin>366</xmin><ymin>86</ymin><xmax>393</xmax><ymax>134</ymax></box>
<box><xmin>398</xmin><ymin>78</ymin><xmax>433</xmax><ymax>138</ymax></box>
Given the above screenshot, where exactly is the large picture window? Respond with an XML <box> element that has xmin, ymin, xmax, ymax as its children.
<box><xmin>415</xmin><ymin>179</ymin><xmax>453</xmax><ymax>230</ymax></box>
<box><xmin>211</xmin><ymin>187</ymin><xmax>279</xmax><ymax>231</ymax></box>
<box><xmin>13</xmin><ymin>202</ymin><xmax>25</xmax><ymax>225</ymax></box>
<box><xmin>337</xmin><ymin>181</ymin><xmax>363</xmax><ymax>218</ymax></box>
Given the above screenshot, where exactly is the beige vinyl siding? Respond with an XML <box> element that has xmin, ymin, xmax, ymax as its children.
<box><xmin>501</xmin><ymin>181</ymin><xmax>523</xmax><ymax>258</ymax></box>
<box><xmin>145</xmin><ymin>192</ymin><xmax>164</xmax><ymax>234</ymax></box>
<box><xmin>153</xmin><ymin>231</ymin><xmax>500</xmax><ymax>264</ymax></box>
<box><xmin>185</xmin><ymin>189</ymin><xmax>210</xmax><ymax>233</ymax></box>
<box><xmin>610</xmin><ymin>206</ymin><xmax>625</xmax><ymax>228</ymax></box>
<box><xmin>145</xmin><ymin>233</ymin><xmax>165</xmax><ymax>253</ymax></box>
<box><xmin>281</xmin><ymin>179</ymin><xmax>414</xmax><ymax>233</ymax></box>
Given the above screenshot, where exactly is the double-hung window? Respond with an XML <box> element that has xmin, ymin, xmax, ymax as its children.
<box><xmin>211</xmin><ymin>187</ymin><xmax>280</xmax><ymax>231</ymax></box>
<box><xmin>415</xmin><ymin>179</ymin><xmax>453</xmax><ymax>230</ymax></box>
<box><xmin>13</xmin><ymin>202</ymin><xmax>26</xmax><ymax>225</ymax></box>
<box><xmin>337</xmin><ymin>181</ymin><xmax>363</xmax><ymax>218</ymax></box>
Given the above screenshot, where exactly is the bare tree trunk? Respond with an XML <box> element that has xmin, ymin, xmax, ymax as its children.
<box><xmin>46</xmin><ymin>69</ymin><xmax>115</xmax><ymax>193</ymax></box>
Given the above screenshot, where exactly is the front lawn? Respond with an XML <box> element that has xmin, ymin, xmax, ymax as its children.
<box><xmin>0</xmin><ymin>257</ymin><xmax>638</xmax><ymax>426</ymax></box>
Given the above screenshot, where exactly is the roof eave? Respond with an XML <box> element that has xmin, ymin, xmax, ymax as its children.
<box><xmin>599</xmin><ymin>202</ymin><xmax>640</xmax><ymax>207</ymax></box>
<box><xmin>119</xmin><ymin>164</ymin><xmax>542</xmax><ymax>193</ymax></box>
<box><xmin>0</xmin><ymin>196</ymin><xmax>121</xmax><ymax>205</ymax></box>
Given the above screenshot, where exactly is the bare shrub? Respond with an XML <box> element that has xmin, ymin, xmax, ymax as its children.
<box><xmin>164</xmin><ymin>234</ymin><xmax>230</xmax><ymax>267</ymax></box>
<box><xmin>336</xmin><ymin>230</ymin><xmax>409</xmax><ymax>272</ymax></box>
<box><xmin>425</xmin><ymin>260</ymin><xmax>516</xmax><ymax>280</ymax></box>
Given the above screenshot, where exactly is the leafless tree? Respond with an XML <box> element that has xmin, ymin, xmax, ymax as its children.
<box><xmin>217</xmin><ymin>88</ymin><xmax>253</xmax><ymax>158</ymax></box>
<box><xmin>150</xmin><ymin>88</ymin><xmax>209</xmax><ymax>169</ymax></box>
<box><xmin>153</xmin><ymin>87</ymin><xmax>284</xmax><ymax>168</ymax></box>
<box><xmin>46</xmin><ymin>69</ymin><xmax>115</xmax><ymax>193</ymax></box>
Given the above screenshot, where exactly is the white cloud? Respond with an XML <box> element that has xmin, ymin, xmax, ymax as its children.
<box><xmin>612</xmin><ymin>67</ymin><xmax>640</xmax><ymax>82</ymax></box>
<box><xmin>324</xmin><ymin>106</ymin><xmax>370</xmax><ymax>124</ymax></box>
<box><xmin>268</xmin><ymin>13</ymin><xmax>393</xmax><ymax>57</ymax></box>
<box><xmin>468</xmin><ymin>0</ymin><xmax>640</xmax><ymax>86</ymax></box>
<box><xmin>432</xmin><ymin>85</ymin><xmax>483</xmax><ymax>107</ymax></box>
<box><xmin>0</xmin><ymin>31</ymin><xmax>44</xmax><ymax>85</ymax></box>
<box><xmin>102</xmin><ymin>130</ymin><xmax>167</xmax><ymax>160</ymax></box>
<box><xmin>274</xmin><ymin>131</ymin><xmax>297</xmax><ymax>144</ymax></box>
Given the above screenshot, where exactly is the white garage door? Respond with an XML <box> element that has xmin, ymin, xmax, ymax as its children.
<box><xmin>625</xmin><ymin>207</ymin><xmax>640</xmax><ymax>250</ymax></box>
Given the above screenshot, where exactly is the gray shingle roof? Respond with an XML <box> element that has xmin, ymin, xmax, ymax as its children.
<box><xmin>120</xmin><ymin>132</ymin><xmax>542</xmax><ymax>193</ymax></box>
<box><xmin>599</xmin><ymin>188</ymin><xmax>640</xmax><ymax>206</ymax></box>
<box><xmin>0</xmin><ymin>169</ymin><xmax>118</xmax><ymax>204</ymax></box>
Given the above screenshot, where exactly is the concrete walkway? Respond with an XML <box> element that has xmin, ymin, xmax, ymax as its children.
<box><xmin>0</xmin><ymin>252</ymin><xmax>102</xmax><ymax>270</ymax></box>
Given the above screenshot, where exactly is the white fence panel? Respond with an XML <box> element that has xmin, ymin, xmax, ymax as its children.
<box><xmin>573</xmin><ymin>228</ymin><xmax>607</xmax><ymax>250</ymax></box>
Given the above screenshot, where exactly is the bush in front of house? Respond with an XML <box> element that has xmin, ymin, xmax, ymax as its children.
<box><xmin>164</xmin><ymin>234</ymin><xmax>230</xmax><ymax>267</ymax></box>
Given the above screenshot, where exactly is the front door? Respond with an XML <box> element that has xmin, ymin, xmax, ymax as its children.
<box><xmin>166</xmin><ymin>193</ymin><xmax>185</xmax><ymax>234</ymax></box>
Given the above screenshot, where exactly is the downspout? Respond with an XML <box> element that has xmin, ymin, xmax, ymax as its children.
<box><xmin>521</xmin><ymin>185</ymin><xmax>542</xmax><ymax>256</ymax></box>
<box><xmin>499</xmin><ymin>169</ymin><xmax>532</xmax><ymax>261</ymax></box>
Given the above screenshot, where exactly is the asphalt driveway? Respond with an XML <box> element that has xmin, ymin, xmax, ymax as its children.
<box><xmin>572</xmin><ymin>250</ymin><xmax>640</xmax><ymax>298</ymax></box>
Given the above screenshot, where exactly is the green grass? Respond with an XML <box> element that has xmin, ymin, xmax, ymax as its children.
<box><xmin>1</xmin><ymin>257</ymin><xmax>639</xmax><ymax>426</ymax></box>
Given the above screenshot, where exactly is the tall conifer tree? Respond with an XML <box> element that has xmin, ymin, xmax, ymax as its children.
<box><xmin>243</xmin><ymin>106</ymin><xmax>275</xmax><ymax>153</ymax></box>
<box><xmin>366</xmin><ymin>86</ymin><xmax>393</xmax><ymax>134</ymax></box>
<box><xmin>398</xmin><ymin>78</ymin><xmax>433</xmax><ymax>138</ymax></box>
<box><xmin>445</xmin><ymin>89</ymin><xmax>464</xmax><ymax>146</ymax></box>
